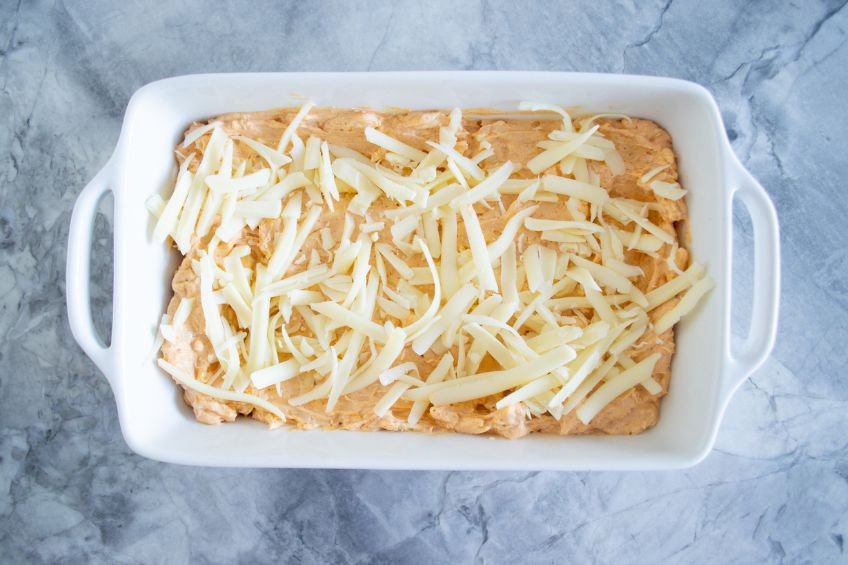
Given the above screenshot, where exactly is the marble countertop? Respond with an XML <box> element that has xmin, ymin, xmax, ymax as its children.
<box><xmin>2</xmin><ymin>0</ymin><xmax>846</xmax><ymax>562</ymax></box>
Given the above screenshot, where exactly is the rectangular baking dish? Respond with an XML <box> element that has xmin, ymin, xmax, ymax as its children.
<box><xmin>66</xmin><ymin>72</ymin><xmax>780</xmax><ymax>470</ymax></box>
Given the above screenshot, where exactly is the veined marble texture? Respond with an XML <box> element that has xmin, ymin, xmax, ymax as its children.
<box><xmin>1</xmin><ymin>0</ymin><xmax>846</xmax><ymax>563</ymax></box>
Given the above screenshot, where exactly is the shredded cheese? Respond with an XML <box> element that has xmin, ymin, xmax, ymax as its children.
<box><xmin>518</xmin><ymin>101</ymin><xmax>573</xmax><ymax>131</ymax></box>
<box><xmin>646</xmin><ymin>263</ymin><xmax>706</xmax><ymax>309</ymax></box>
<box><xmin>154</xmin><ymin>156</ymin><xmax>197</xmax><ymax>243</ymax></box>
<box><xmin>277</xmin><ymin>101</ymin><xmax>315</xmax><ymax>153</ymax></box>
<box><xmin>250</xmin><ymin>359</ymin><xmax>301</xmax><ymax>389</ymax></box>
<box><xmin>182</xmin><ymin>121</ymin><xmax>222</xmax><ymax>148</ymax></box>
<box><xmin>319</xmin><ymin>141</ymin><xmax>341</xmax><ymax>210</ymax></box>
<box><xmin>365</xmin><ymin>127</ymin><xmax>427</xmax><ymax>162</ymax></box>
<box><xmin>649</xmin><ymin>180</ymin><xmax>688</xmax><ymax>201</ymax></box>
<box><xmin>450</xmin><ymin>161</ymin><xmax>514</xmax><ymax>209</ymax></box>
<box><xmin>527</xmin><ymin>125</ymin><xmax>599</xmax><ymax>174</ymax></box>
<box><xmin>576</xmin><ymin>353</ymin><xmax>661</xmax><ymax>424</ymax></box>
<box><xmin>459</xmin><ymin>204</ymin><xmax>498</xmax><ymax>292</ymax></box>
<box><xmin>411</xmin><ymin>284</ymin><xmax>477</xmax><ymax>354</ymax></box>
<box><xmin>542</xmin><ymin>175</ymin><xmax>609</xmax><ymax>206</ymax></box>
<box><xmin>235</xmin><ymin>135</ymin><xmax>291</xmax><ymax>170</ymax></box>
<box><xmin>429</xmin><ymin>345</ymin><xmax>576</xmax><ymax>405</ymax></box>
<box><xmin>654</xmin><ymin>276</ymin><xmax>714</xmax><ymax>333</ymax></box>
<box><xmin>149</xmin><ymin>101</ymin><xmax>712</xmax><ymax>434</ymax></box>
<box><xmin>159</xmin><ymin>359</ymin><xmax>286</xmax><ymax>423</ymax></box>
<box><xmin>345</xmin><ymin>327</ymin><xmax>407</xmax><ymax>393</ymax></box>
<box><xmin>426</xmin><ymin>141</ymin><xmax>485</xmax><ymax>181</ymax></box>
<box><xmin>641</xmin><ymin>164</ymin><xmax>670</xmax><ymax>184</ymax></box>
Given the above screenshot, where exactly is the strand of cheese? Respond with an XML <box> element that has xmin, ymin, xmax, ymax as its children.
<box><xmin>519</xmin><ymin>101</ymin><xmax>573</xmax><ymax>131</ymax></box>
<box><xmin>159</xmin><ymin>359</ymin><xmax>286</xmax><ymax>423</ymax></box>
<box><xmin>576</xmin><ymin>353</ymin><xmax>661</xmax><ymax>424</ymax></box>
<box><xmin>344</xmin><ymin>327</ymin><xmax>407</xmax><ymax>394</ymax></box>
<box><xmin>277</xmin><ymin>101</ymin><xmax>315</xmax><ymax>153</ymax></box>
<box><xmin>407</xmin><ymin>353</ymin><xmax>454</xmax><ymax>426</ymax></box>
<box><xmin>646</xmin><ymin>263</ymin><xmax>706</xmax><ymax>309</ymax></box>
<box><xmin>411</xmin><ymin>284</ymin><xmax>477</xmax><ymax>355</ymax></box>
<box><xmin>429</xmin><ymin>344</ymin><xmax>577</xmax><ymax>405</ymax></box>
<box><xmin>459</xmin><ymin>204</ymin><xmax>498</xmax><ymax>292</ymax></box>
<box><xmin>174</xmin><ymin>128</ymin><xmax>228</xmax><ymax>252</ymax></box>
<box><xmin>542</xmin><ymin>175</ymin><xmax>608</xmax><ymax>206</ymax></box>
<box><xmin>527</xmin><ymin>125</ymin><xmax>598</xmax><ymax>174</ymax></box>
<box><xmin>365</xmin><ymin>127</ymin><xmax>428</xmax><ymax>162</ymax></box>
<box><xmin>235</xmin><ymin>135</ymin><xmax>291</xmax><ymax>170</ymax></box>
<box><xmin>654</xmin><ymin>276</ymin><xmax>714</xmax><ymax>333</ymax></box>
<box><xmin>182</xmin><ymin>121</ymin><xmax>222</xmax><ymax>148</ymax></box>
<box><xmin>450</xmin><ymin>161</ymin><xmax>514</xmax><ymax>208</ymax></box>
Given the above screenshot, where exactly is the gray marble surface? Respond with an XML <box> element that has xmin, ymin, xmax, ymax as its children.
<box><xmin>1</xmin><ymin>0</ymin><xmax>846</xmax><ymax>562</ymax></box>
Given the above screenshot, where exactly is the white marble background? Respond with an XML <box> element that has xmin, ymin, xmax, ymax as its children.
<box><xmin>1</xmin><ymin>0</ymin><xmax>846</xmax><ymax>563</ymax></box>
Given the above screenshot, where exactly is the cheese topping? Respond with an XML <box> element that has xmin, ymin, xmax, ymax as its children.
<box><xmin>151</xmin><ymin>101</ymin><xmax>711</xmax><ymax>435</ymax></box>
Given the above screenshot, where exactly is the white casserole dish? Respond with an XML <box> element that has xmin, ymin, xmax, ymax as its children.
<box><xmin>67</xmin><ymin>72</ymin><xmax>780</xmax><ymax>470</ymax></box>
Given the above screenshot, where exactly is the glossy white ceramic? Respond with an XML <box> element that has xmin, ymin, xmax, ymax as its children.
<box><xmin>67</xmin><ymin>72</ymin><xmax>780</xmax><ymax>470</ymax></box>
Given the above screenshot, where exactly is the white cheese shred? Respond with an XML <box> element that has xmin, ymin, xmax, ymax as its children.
<box><xmin>159</xmin><ymin>359</ymin><xmax>286</xmax><ymax>423</ymax></box>
<box><xmin>576</xmin><ymin>353</ymin><xmax>661</xmax><ymax>424</ymax></box>
<box><xmin>459</xmin><ymin>204</ymin><xmax>498</xmax><ymax>292</ymax></box>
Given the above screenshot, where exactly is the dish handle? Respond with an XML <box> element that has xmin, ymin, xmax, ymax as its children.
<box><xmin>722</xmin><ymin>152</ymin><xmax>780</xmax><ymax>401</ymax></box>
<box><xmin>67</xmin><ymin>158</ymin><xmax>115</xmax><ymax>381</ymax></box>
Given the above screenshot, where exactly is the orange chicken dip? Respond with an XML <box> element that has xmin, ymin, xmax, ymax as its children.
<box><xmin>148</xmin><ymin>101</ymin><xmax>712</xmax><ymax>439</ymax></box>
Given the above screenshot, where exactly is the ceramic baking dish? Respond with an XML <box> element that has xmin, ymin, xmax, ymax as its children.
<box><xmin>67</xmin><ymin>72</ymin><xmax>779</xmax><ymax>470</ymax></box>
